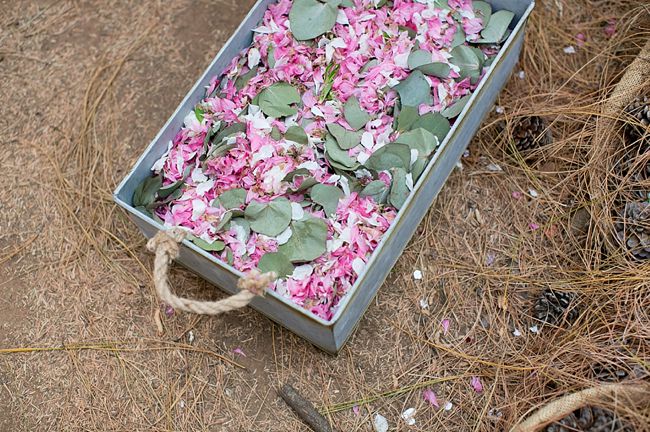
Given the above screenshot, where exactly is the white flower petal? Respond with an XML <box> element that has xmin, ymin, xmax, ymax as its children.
<box><xmin>352</xmin><ymin>258</ymin><xmax>365</xmax><ymax>275</ymax></box>
<box><xmin>196</xmin><ymin>179</ymin><xmax>214</xmax><ymax>196</ymax></box>
<box><xmin>373</xmin><ymin>414</ymin><xmax>388</xmax><ymax>432</ymax></box>
<box><xmin>275</xmin><ymin>226</ymin><xmax>293</xmax><ymax>245</ymax></box>
<box><xmin>291</xmin><ymin>202</ymin><xmax>304</xmax><ymax>220</ymax></box>
<box><xmin>413</xmin><ymin>270</ymin><xmax>423</xmax><ymax>280</ymax></box>
<box><xmin>247</xmin><ymin>47</ymin><xmax>261</xmax><ymax>69</ymax></box>
<box><xmin>191</xmin><ymin>199</ymin><xmax>206</xmax><ymax>221</ymax></box>
<box><xmin>291</xmin><ymin>264</ymin><xmax>313</xmax><ymax>280</ymax></box>
<box><xmin>401</xmin><ymin>408</ymin><xmax>417</xmax><ymax>426</ymax></box>
<box><xmin>152</xmin><ymin>141</ymin><xmax>173</xmax><ymax>172</ymax></box>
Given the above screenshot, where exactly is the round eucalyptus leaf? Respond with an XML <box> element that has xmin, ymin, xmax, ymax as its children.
<box><xmin>310</xmin><ymin>183</ymin><xmax>344</xmax><ymax>216</ymax></box>
<box><xmin>450</xmin><ymin>45</ymin><xmax>481</xmax><ymax>81</ymax></box>
<box><xmin>394</xmin><ymin>70</ymin><xmax>433</xmax><ymax>107</ymax></box>
<box><xmin>478</xmin><ymin>10</ymin><xmax>514</xmax><ymax>44</ymax></box>
<box><xmin>257</xmin><ymin>82</ymin><xmax>301</xmax><ymax>118</ymax></box>
<box><xmin>396</xmin><ymin>105</ymin><xmax>419</xmax><ymax>132</ymax></box>
<box><xmin>258</xmin><ymin>252</ymin><xmax>294</xmax><ymax>278</ymax></box>
<box><xmin>244</xmin><ymin>197</ymin><xmax>293</xmax><ymax>236</ymax></box>
<box><xmin>327</xmin><ymin>123</ymin><xmax>362</xmax><ymax>149</ymax></box>
<box><xmin>412</xmin><ymin>112</ymin><xmax>451</xmax><ymax>141</ymax></box>
<box><xmin>473</xmin><ymin>1</ymin><xmax>492</xmax><ymax>26</ymax></box>
<box><xmin>278</xmin><ymin>217</ymin><xmax>328</xmax><ymax>262</ymax></box>
<box><xmin>189</xmin><ymin>235</ymin><xmax>226</xmax><ymax>252</ymax></box>
<box><xmin>389</xmin><ymin>167</ymin><xmax>410</xmax><ymax>210</ymax></box>
<box><xmin>214</xmin><ymin>188</ymin><xmax>247</xmax><ymax>209</ymax></box>
<box><xmin>325</xmin><ymin>134</ymin><xmax>359</xmax><ymax>170</ymax></box>
<box><xmin>441</xmin><ymin>95</ymin><xmax>471</xmax><ymax>119</ymax></box>
<box><xmin>364</xmin><ymin>143</ymin><xmax>411</xmax><ymax>172</ymax></box>
<box><xmin>360</xmin><ymin>180</ymin><xmax>389</xmax><ymax>203</ymax></box>
<box><xmin>394</xmin><ymin>127</ymin><xmax>439</xmax><ymax>158</ymax></box>
<box><xmin>343</xmin><ymin>96</ymin><xmax>372</xmax><ymax>131</ymax></box>
<box><xmin>133</xmin><ymin>175</ymin><xmax>162</xmax><ymax>207</ymax></box>
<box><xmin>289</xmin><ymin>0</ymin><xmax>339</xmax><ymax>41</ymax></box>
<box><xmin>284</xmin><ymin>125</ymin><xmax>309</xmax><ymax>145</ymax></box>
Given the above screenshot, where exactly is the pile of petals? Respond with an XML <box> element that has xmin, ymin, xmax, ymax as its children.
<box><xmin>133</xmin><ymin>0</ymin><xmax>514</xmax><ymax>320</ymax></box>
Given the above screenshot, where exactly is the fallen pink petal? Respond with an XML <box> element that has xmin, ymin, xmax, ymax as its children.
<box><xmin>529</xmin><ymin>222</ymin><xmax>540</xmax><ymax>231</ymax></box>
<box><xmin>352</xmin><ymin>405</ymin><xmax>360</xmax><ymax>416</ymax></box>
<box><xmin>232</xmin><ymin>348</ymin><xmax>246</xmax><ymax>357</ymax></box>
<box><xmin>512</xmin><ymin>191</ymin><xmax>523</xmax><ymax>200</ymax></box>
<box><xmin>423</xmin><ymin>388</ymin><xmax>439</xmax><ymax>408</ymax></box>
<box><xmin>441</xmin><ymin>318</ymin><xmax>451</xmax><ymax>335</ymax></box>
<box><xmin>471</xmin><ymin>376</ymin><xmax>483</xmax><ymax>393</ymax></box>
<box><xmin>604</xmin><ymin>18</ymin><xmax>616</xmax><ymax>37</ymax></box>
<box><xmin>575</xmin><ymin>33</ymin><xmax>587</xmax><ymax>47</ymax></box>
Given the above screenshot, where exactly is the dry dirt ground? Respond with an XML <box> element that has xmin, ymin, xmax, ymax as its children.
<box><xmin>1</xmin><ymin>1</ymin><xmax>649</xmax><ymax>431</ymax></box>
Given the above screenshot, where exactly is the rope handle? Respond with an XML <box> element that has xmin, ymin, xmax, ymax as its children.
<box><xmin>146</xmin><ymin>227</ymin><xmax>276</xmax><ymax>315</ymax></box>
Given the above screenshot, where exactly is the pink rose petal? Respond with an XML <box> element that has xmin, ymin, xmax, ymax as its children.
<box><xmin>575</xmin><ymin>33</ymin><xmax>587</xmax><ymax>47</ymax></box>
<box><xmin>471</xmin><ymin>376</ymin><xmax>483</xmax><ymax>393</ymax></box>
<box><xmin>352</xmin><ymin>405</ymin><xmax>360</xmax><ymax>416</ymax></box>
<box><xmin>604</xmin><ymin>19</ymin><xmax>616</xmax><ymax>38</ymax></box>
<box><xmin>511</xmin><ymin>191</ymin><xmax>523</xmax><ymax>200</ymax></box>
<box><xmin>232</xmin><ymin>347</ymin><xmax>246</xmax><ymax>357</ymax></box>
<box><xmin>529</xmin><ymin>222</ymin><xmax>539</xmax><ymax>231</ymax></box>
<box><xmin>441</xmin><ymin>318</ymin><xmax>451</xmax><ymax>335</ymax></box>
<box><xmin>423</xmin><ymin>389</ymin><xmax>439</xmax><ymax>408</ymax></box>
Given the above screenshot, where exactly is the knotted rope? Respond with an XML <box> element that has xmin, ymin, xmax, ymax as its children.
<box><xmin>146</xmin><ymin>227</ymin><xmax>276</xmax><ymax>315</ymax></box>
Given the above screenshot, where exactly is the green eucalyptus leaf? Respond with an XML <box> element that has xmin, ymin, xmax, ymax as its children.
<box><xmin>271</xmin><ymin>126</ymin><xmax>282</xmax><ymax>141</ymax></box>
<box><xmin>394</xmin><ymin>70</ymin><xmax>433</xmax><ymax>107</ymax></box>
<box><xmin>133</xmin><ymin>175</ymin><xmax>162</xmax><ymax>207</ymax></box>
<box><xmin>407</xmin><ymin>50</ymin><xmax>451</xmax><ymax>78</ymax></box>
<box><xmin>215</xmin><ymin>211</ymin><xmax>233</xmax><ymax>232</ymax></box>
<box><xmin>258</xmin><ymin>252</ymin><xmax>294</xmax><ymax>278</ymax></box>
<box><xmin>360</xmin><ymin>58</ymin><xmax>379</xmax><ymax>75</ymax></box>
<box><xmin>340</xmin><ymin>0</ymin><xmax>354</xmax><ymax>6</ymax></box>
<box><xmin>327</xmin><ymin>123</ymin><xmax>362</xmax><ymax>149</ymax></box>
<box><xmin>285</xmin><ymin>125</ymin><xmax>309</xmax><ymax>145</ymax></box>
<box><xmin>451</xmin><ymin>24</ymin><xmax>466</xmax><ymax>48</ymax></box>
<box><xmin>214</xmin><ymin>188</ymin><xmax>247</xmax><ymax>209</ymax></box>
<box><xmin>389</xmin><ymin>167</ymin><xmax>409</xmax><ymax>210</ymax></box>
<box><xmin>235</xmin><ymin>66</ymin><xmax>258</xmax><ymax>91</ymax></box>
<box><xmin>310</xmin><ymin>183</ymin><xmax>344</xmax><ymax>216</ymax></box>
<box><xmin>441</xmin><ymin>95</ymin><xmax>471</xmax><ymax>119</ymax></box>
<box><xmin>228</xmin><ymin>217</ymin><xmax>251</xmax><ymax>242</ymax></box>
<box><xmin>158</xmin><ymin>178</ymin><xmax>184</xmax><ymax>199</ymax></box>
<box><xmin>398</xmin><ymin>25</ymin><xmax>416</xmax><ymax>39</ymax></box>
<box><xmin>290</xmin><ymin>177</ymin><xmax>319</xmax><ymax>193</ymax></box>
<box><xmin>257</xmin><ymin>82</ymin><xmax>301</xmax><ymax>118</ymax></box>
<box><xmin>213</xmin><ymin>122</ymin><xmax>246</xmax><ymax>145</ymax></box>
<box><xmin>267</xmin><ymin>45</ymin><xmax>276</xmax><ymax>68</ymax></box>
<box><xmin>244</xmin><ymin>197</ymin><xmax>293</xmax><ymax>237</ymax></box>
<box><xmin>411</xmin><ymin>158</ymin><xmax>428</xmax><ymax>183</ymax></box>
<box><xmin>396</xmin><ymin>105</ymin><xmax>419</xmax><ymax>132</ymax></box>
<box><xmin>289</xmin><ymin>0</ymin><xmax>338</xmax><ymax>41</ymax></box>
<box><xmin>473</xmin><ymin>1</ymin><xmax>492</xmax><ymax>26</ymax></box>
<box><xmin>189</xmin><ymin>235</ymin><xmax>225</xmax><ymax>252</ymax></box>
<box><xmin>450</xmin><ymin>45</ymin><xmax>481</xmax><ymax>81</ymax></box>
<box><xmin>412</xmin><ymin>112</ymin><xmax>451</xmax><ymax>141</ymax></box>
<box><xmin>360</xmin><ymin>180</ymin><xmax>388</xmax><ymax>203</ymax></box>
<box><xmin>325</xmin><ymin>134</ymin><xmax>359</xmax><ymax>170</ymax></box>
<box><xmin>364</xmin><ymin>143</ymin><xmax>411</xmax><ymax>172</ymax></box>
<box><xmin>394</xmin><ymin>127</ymin><xmax>439</xmax><ymax>157</ymax></box>
<box><xmin>478</xmin><ymin>10</ymin><xmax>514</xmax><ymax>44</ymax></box>
<box><xmin>343</xmin><ymin>96</ymin><xmax>372</xmax><ymax>131</ymax></box>
<box><xmin>225</xmin><ymin>247</ymin><xmax>234</xmax><ymax>265</ymax></box>
<box><xmin>283</xmin><ymin>168</ymin><xmax>311</xmax><ymax>183</ymax></box>
<box><xmin>278</xmin><ymin>217</ymin><xmax>328</xmax><ymax>262</ymax></box>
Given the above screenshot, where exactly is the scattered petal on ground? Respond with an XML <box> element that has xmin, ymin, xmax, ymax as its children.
<box><xmin>604</xmin><ymin>18</ymin><xmax>616</xmax><ymax>37</ymax></box>
<box><xmin>444</xmin><ymin>401</ymin><xmax>453</xmax><ymax>411</ymax></box>
<box><xmin>187</xmin><ymin>330</ymin><xmax>195</xmax><ymax>344</ymax></box>
<box><xmin>352</xmin><ymin>405</ymin><xmax>360</xmax><ymax>416</ymax></box>
<box><xmin>486</xmin><ymin>163</ymin><xmax>502</xmax><ymax>172</ymax></box>
<box><xmin>575</xmin><ymin>33</ymin><xmax>586</xmax><ymax>47</ymax></box>
<box><xmin>512</xmin><ymin>191</ymin><xmax>523</xmax><ymax>200</ymax></box>
<box><xmin>420</xmin><ymin>298</ymin><xmax>429</xmax><ymax>310</ymax></box>
<box><xmin>373</xmin><ymin>414</ymin><xmax>388</xmax><ymax>432</ymax></box>
<box><xmin>529</xmin><ymin>222</ymin><xmax>540</xmax><ymax>231</ymax></box>
<box><xmin>423</xmin><ymin>389</ymin><xmax>439</xmax><ymax>408</ymax></box>
<box><xmin>495</xmin><ymin>106</ymin><xmax>505</xmax><ymax>114</ymax></box>
<box><xmin>164</xmin><ymin>304</ymin><xmax>175</xmax><ymax>318</ymax></box>
<box><xmin>486</xmin><ymin>252</ymin><xmax>496</xmax><ymax>266</ymax></box>
<box><xmin>517</xmin><ymin>70</ymin><xmax>525</xmax><ymax>79</ymax></box>
<box><xmin>471</xmin><ymin>376</ymin><xmax>483</xmax><ymax>393</ymax></box>
<box><xmin>401</xmin><ymin>408</ymin><xmax>416</xmax><ymax>426</ymax></box>
<box><xmin>513</xmin><ymin>328</ymin><xmax>522</xmax><ymax>337</ymax></box>
<box><xmin>441</xmin><ymin>318</ymin><xmax>451</xmax><ymax>335</ymax></box>
<box><xmin>233</xmin><ymin>347</ymin><xmax>246</xmax><ymax>356</ymax></box>
<box><xmin>563</xmin><ymin>45</ymin><xmax>576</xmax><ymax>54</ymax></box>
<box><xmin>413</xmin><ymin>270</ymin><xmax>423</xmax><ymax>280</ymax></box>
<box><xmin>529</xmin><ymin>325</ymin><xmax>540</xmax><ymax>334</ymax></box>
<box><xmin>528</xmin><ymin>188</ymin><xmax>538</xmax><ymax>198</ymax></box>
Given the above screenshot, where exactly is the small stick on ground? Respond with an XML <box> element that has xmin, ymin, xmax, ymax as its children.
<box><xmin>278</xmin><ymin>383</ymin><xmax>334</xmax><ymax>432</ymax></box>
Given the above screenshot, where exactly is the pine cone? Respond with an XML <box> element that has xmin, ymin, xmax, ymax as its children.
<box><xmin>591</xmin><ymin>364</ymin><xmax>629</xmax><ymax>382</ymax></box>
<box><xmin>545</xmin><ymin>407</ymin><xmax>634</xmax><ymax>432</ymax></box>
<box><xmin>533</xmin><ymin>289</ymin><xmax>578</xmax><ymax>326</ymax></box>
<box><xmin>509</xmin><ymin>116</ymin><xmax>553</xmax><ymax>154</ymax></box>
<box><xmin>613</xmin><ymin>201</ymin><xmax>650</xmax><ymax>261</ymax></box>
<box><xmin>624</xmin><ymin>95</ymin><xmax>650</xmax><ymax>145</ymax></box>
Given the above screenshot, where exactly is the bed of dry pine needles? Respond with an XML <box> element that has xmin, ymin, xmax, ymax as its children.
<box><xmin>0</xmin><ymin>1</ymin><xmax>648</xmax><ymax>431</ymax></box>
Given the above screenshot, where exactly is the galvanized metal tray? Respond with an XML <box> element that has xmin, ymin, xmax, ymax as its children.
<box><xmin>114</xmin><ymin>0</ymin><xmax>535</xmax><ymax>353</ymax></box>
